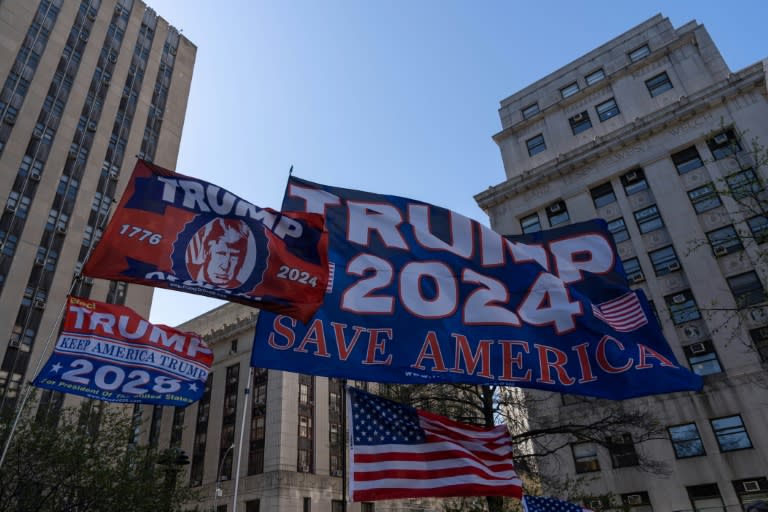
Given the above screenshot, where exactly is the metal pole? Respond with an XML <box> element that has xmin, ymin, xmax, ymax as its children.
<box><xmin>213</xmin><ymin>443</ymin><xmax>235</xmax><ymax>511</ymax></box>
<box><xmin>231</xmin><ymin>366</ymin><xmax>253</xmax><ymax>512</ymax></box>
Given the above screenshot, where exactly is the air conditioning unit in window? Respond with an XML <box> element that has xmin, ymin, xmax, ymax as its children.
<box><xmin>689</xmin><ymin>342</ymin><xmax>707</xmax><ymax>354</ymax></box>
<box><xmin>109</xmin><ymin>53</ymin><xmax>117</xmax><ymax>63</ymax></box>
<box><xmin>750</xmin><ymin>308</ymin><xmax>768</xmax><ymax>323</ymax></box>
<box><xmin>632</xmin><ymin>273</ymin><xmax>645</xmax><ymax>283</ymax></box>
<box><xmin>33</xmin><ymin>299</ymin><xmax>46</xmax><ymax>310</ymax></box>
<box><xmin>67</xmin><ymin>150</ymin><xmax>77</xmax><ymax>160</ymax></box>
<box><xmin>34</xmin><ymin>255</ymin><xmax>45</xmax><ymax>266</ymax></box>
<box><xmin>331</xmin><ymin>470</ymin><xmax>343</xmax><ymax>477</ymax></box>
<box><xmin>609</xmin><ymin>433</ymin><xmax>627</xmax><ymax>445</ymax></box>
<box><xmin>625</xmin><ymin>170</ymin><xmax>639</xmax><ymax>182</ymax></box>
<box><xmin>672</xmin><ymin>293</ymin><xmax>687</xmax><ymax>304</ymax></box>
<box><xmin>9</xmin><ymin>335</ymin><xmax>21</xmax><ymax>348</ymax></box>
<box><xmin>572</xmin><ymin>112</ymin><xmax>584</xmax><ymax>122</ymax></box>
<box><xmin>79</xmin><ymin>32</ymin><xmax>89</xmax><ymax>43</ymax></box>
<box><xmin>87</xmin><ymin>122</ymin><xmax>97</xmax><ymax>132</ymax></box>
<box><xmin>4</xmin><ymin>114</ymin><xmax>16</xmax><ymax>125</ymax></box>
<box><xmin>84</xmin><ymin>277</ymin><xmax>94</xmax><ymax>286</ymax></box>
<box><xmin>589</xmin><ymin>500</ymin><xmax>602</xmax><ymax>509</ymax></box>
<box><xmin>56</xmin><ymin>225</ymin><xmax>67</xmax><ymax>235</ymax></box>
<box><xmin>667</xmin><ymin>261</ymin><xmax>681</xmax><ymax>272</ymax></box>
<box><xmin>32</xmin><ymin>128</ymin><xmax>43</xmax><ymax>139</ymax></box>
<box><xmin>714</xmin><ymin>245</ymin><xmax>728</xmax><ymax>256</ymax></box>
<box><xmin>299</xmin><ymin>465</ymin><xmax>309</xmax><ymax>473</ymax></box>
<box><xmin>109</xmin><ymin>170</ymin><xmax>119</xmax><ymax>181</ymax></box>
<box><xmin>115</xmin><ymin>4</ymin><xmax>123</xmax><ymax>15</ymax></box>
<box><xmin>170</xmin><ymin>47</ymin><xmax>177</xmax><ymax>56</ymax></box>
<box><xmin>5</xmin><ymin>204</ymin><xmax>16</xmax><ymax>213</ymax></box>
<box><xmin>626</xmin><ymin>494</ymin><xmax>643</xmax><ymax>505</ymax></box>
<box><xmin>87</xmin><ymin>12</ymin><xmax>96</xmax><ymax>22</ymax></box>
<box><xmin>743</xmin><ymin>480</ymin><xmax>761</xmax><ymax>492</ymax></box>
<box><xmin>30</xmin><ymin>171</ymin><xmax>41</xmax><ymax>182</ymax></box>
<box><xmin>548</xmin><ymin>203</ymin><xmax>563</xmax><ymax>214</ymax></box>
<box><xmin>714</xmin><ymin>133</ymin><xmax>729</xmax><ymax>145</ymax></box>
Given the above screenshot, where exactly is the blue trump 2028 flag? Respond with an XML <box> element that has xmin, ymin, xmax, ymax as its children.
<box><xmin>251</xmin><ymin>177</ymin><xmax>702</xmax><ymax>399</ymax></box>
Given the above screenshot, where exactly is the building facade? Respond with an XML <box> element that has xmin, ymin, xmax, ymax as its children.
<box><xmin>0</xmin><ymin>0</ymin><xmax>195</xmax><ymax>415</ymax></box>
<box><xmin>147</xmin><ymin>302</ymin><xmax>441</xmax><ymax>512</ymax></box>
<box><xmin>476</xmin><ymin>15</ymin><xmax>768</xmax><ymax>512</ymax></box>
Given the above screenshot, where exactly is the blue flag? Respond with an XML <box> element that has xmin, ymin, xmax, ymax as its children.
<box><xmin>250</xmin><ymin>177</ymin><xmax>702</xmax><ymax>399</ymax></box>
<box><xmin>523</xmin><ymin>495</ymin><xmax>593</xmax><ymax>512</ymax></box>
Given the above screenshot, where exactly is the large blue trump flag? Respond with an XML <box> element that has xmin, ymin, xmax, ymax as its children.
<box><xmin>251</xmin><ymin>177</ymin><xmax>702</xmax><ymax>399</ymax></box>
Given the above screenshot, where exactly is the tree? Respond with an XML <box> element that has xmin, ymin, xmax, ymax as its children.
<box><xmin>685</xmin><ymin>125</ymin><xmax>768</xmax><ymax>361</ymax></box>
<box><xmin>0</xmin><ymin>398</ymin><xmax>198</xmax><ymax>512</ymax></box>
<box><xmin>380</xmin><ymin>383</ymin><xmax>666</xmax><ymax>512</ymax></box>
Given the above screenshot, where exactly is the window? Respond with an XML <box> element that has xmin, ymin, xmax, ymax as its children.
<box><xmin>671</xmin><ymin>146</ymin><xmax>704</xmax><ymax>174</ymax></box>
<box><xmin>726</xmin><ymin>168</ymin><xmax>761</xmax><ymax>200</ymax></box>
<box><xmin>634</xmin><ymin>205</ymin><xmax>664</xmax><ymax>234</ymax></box>
<box><xmin>546</xmin><ymin>200</ymin><xmax>569</xmax><ymax>226</ymax></box>
<box><xmin>298</xmin><ymin>449</ymin><xmax>311</xmax><ymax>472</ymax></box>
<box><xmin>711</xmin><ymin>415</ymin><xmax>752</xmax><ymax>451</ymax></box>
<box><xmin>362</xmin><ymin>503</ymin><xmax>375</xmax><ymax>512</ymax></box>
<box><xmin>623</xmin><ymin>257</ymin><xmax>644</xmax><ymax>283</ymax></box>
<box><xmin>621</xmin><ymin>169</ymin><xmax>648</xmax><ymax>195</ymax></box>
<box><xmin>526</xmin><ymin>133</ymin><xmax>546</xmax><ymax>156</ymax></box>
<box><xmin>645</xmin><ymin>72</ymin><xmax>673</xmax><ymax>97</ymax></box>
<box><xmin>668</xmin><ymin>423</ymin><xmax>705</xmax><ymax>458</ymax></box>
<box><xmin>747</xmin><ymin>215</ymin><xmax>768</xmax><ymax>244</ymax></box>
<box><xmin>727</xmin><ymin>271</ymin><xmax>767</xmax><ymax>306</ymax></box>
<box><xmin>607</xmin><ymin>218</ymin><xmax>630</xmax><ymax>243</ymax></box>
<box><xmin>628</xmin><ymin>44</ymin><xmax>650</xmax><ymax>62</ymax></box>
<box><xmin>595</xmin><ymin>97</ymin><xmax>620</xmax><ymax>121</ymax></box>
<box><xmin>560</xmin><ymin>82</ymin><xmax>579</xmax><ymax>99</ymax></box>
<box><xmin>303</xmin><ymin>497</ymin><xmax>311</xmax><ymax>512</ymax></box>
<box><xmin>688</xmin><ymin>183</ymin><xmax>722</xmax><ymax>213</ymax></box>
<box><xmin>299</xmin><ymin>383</ymin><xmax>310</xmax><ymax>404</ymax></box>
<box><xmin>522</xmin><ymin>103</ymin><xmax>539</xmax><ymax>120</ymax></box>
<box><xmin>245</xmin><ymin>499</ymin><xmax>260</xmax><ymax>512</ymax></box>
<box><xmin>572</xmin><ymin>443</ymin><xmax>599</xmax><ymax>473</ymax></box>
<box><xmin>733</xmin><ymin>478</ymin><xmax>768</xmax><ymax>509</ymax></box>
<box><xmin>332</xmin><ymin>501</ymin><xmax>344</xmax><ymax>512</ymax></box>
<box><xmin>585</xmin><ymin>68</ymin><xmax>605</xmax><ymax>86</ymax></box>
<box><xmin>707</xmin><ymin>129</ymin><xmax>741</xmax><ymax>160</ymax></box>
<box><xmin>649</xmin><ymin>245</ymin><xmax>680</xmax><ymax>275</ymax></box>
<box><xmin>569</xmin><ymin>111</ymin><xmax>592</xmax><ymax>134</ymax></box>
<box><xmin>707</xmin><ymin>225</ymin><xmax>743</xmax><ymax>256</ymax></box>
<box><xmin>520</xmin><ymin>213</ymin><xmax>541</xmax><ymax>234</ymax></box>
<box><xmin>684</xmin><ymin>340</ymin><xmax>722</xmax><ymax>376</ymax></box>
<box><xmin>687</xmin><ymin>484</ymin><xmax>725</xmax><ymax>512</ymax></box>
<box><xmin>607</xmin><ymin>432</ymin><xmax>639</xmax><ymax>468</ymax></box>
<box><xmin>299</xmin><ymin>415</ymin><xmax>312</xmax><ymax>438</ymax></box>
<box><xmin>749</xmin><ymin>326</ymin><xmax>768</xmax><ymax>362</ymax></box>
<box><xmin>621</xmin><ymin>491</ymin><xmax>651</xmax><ymax>510</ymax></box>
<box><xmin>591</xmin><ymin>182</ymin><xmax>616</xmax><ymax>208</ymax></box>
<box><xmin>665</xmin><ymin>290</ymin><xmax>701</xmax><ymax>325</ymax></box>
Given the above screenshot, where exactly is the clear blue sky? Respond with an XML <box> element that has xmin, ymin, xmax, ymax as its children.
<box><xmin>145</xmin><ymin>0</ymin><xmax>768</xmax><ymax>325</ymax></box>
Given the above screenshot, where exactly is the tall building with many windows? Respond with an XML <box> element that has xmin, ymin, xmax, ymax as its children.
<box><xmin>476</xmin><ymin>15</ymin><xmax>768</xmax><ymax>511</ymax></box>
<box><xmin>0</xmin><ymin>0</ymin><xmax>195</xmax><ymax>414</ymax></box>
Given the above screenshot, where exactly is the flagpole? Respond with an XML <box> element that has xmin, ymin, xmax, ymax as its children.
<box><xmin>341</xmin><ymin>379</ymin><xmax>348</xmax><ymax>510</ymax></box>
<box><xmin>231</xmin><ymin>366</ymin><xmax>253</xmax><ymax>512</ymax></box>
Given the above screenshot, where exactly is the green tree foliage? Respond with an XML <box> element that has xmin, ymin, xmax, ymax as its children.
<box><xmin>0</xmin><ymin>400</ymin><xmax>198</xmax><ymax>512</ymax></box>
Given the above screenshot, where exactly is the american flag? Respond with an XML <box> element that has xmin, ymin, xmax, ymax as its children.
<box><xmin>523</xmin><ymin>495</ymin><xmax>594</xmax><ymax>512</ymax></box>
<box><xmin>591</xmin><ymin>291</ymin><xmax>648</xmax><ymax>332</ymax></box>
<box><xmin>347</xmin><ymin>387</ymin><xmax>522</xmax><ymax>502</ymax></box>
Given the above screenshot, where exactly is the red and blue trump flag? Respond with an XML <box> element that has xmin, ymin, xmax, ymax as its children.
<box><xmin>83</xmin><ymin>161</ymin><xmax>328</xmax><ymax>323</ymax></box>
<box><xmin>33</xmin><ymin>296</ymin><xmax>212</xmax><ymax>406</ymax></box>
<box><xmin>251</xmin><ymin>177</ymin><xmax>702</xmax><ymax>399</ymax></box>
<box><xmin>347</xmin><ymin>387</ymin><xmax>522</xmax><ymax>501</ymax></box>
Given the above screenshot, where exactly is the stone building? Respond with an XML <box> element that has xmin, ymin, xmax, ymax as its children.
<box><xmin>476</xmin><ymin>14</ymin><xmax>768</xmax><ymax>512</ymax></box>
<box><xmin>0</xmin><ymin>0</ymin><xmax>194</xmax><ymax>415</ymax></box>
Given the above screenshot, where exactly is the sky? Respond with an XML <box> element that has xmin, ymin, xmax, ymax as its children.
<box><xmin>144</xmin><ymin>0</ymin><xmax>768</xmax><ymax>325</ymax></box>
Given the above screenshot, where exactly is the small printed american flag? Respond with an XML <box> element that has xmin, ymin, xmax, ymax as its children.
<box><xmin>523</xmin><ymin>495</ymin><xmax>594</xmax><ymax>512</ymax></box>
<box><xmin>591</xmin><ymin>291</ymin><xmax>648</xmax><ymax>332</ymax></box>
<box><xmin>347</xmin><ymin>387</ymin><xmax>522</xmax><ymax>502</ymax></box>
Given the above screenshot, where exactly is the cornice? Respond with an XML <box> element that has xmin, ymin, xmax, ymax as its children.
<box><xmin>476</xmin><ymin>62</ymin><xmax>767</xmax><ymax>212</ymax></box>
